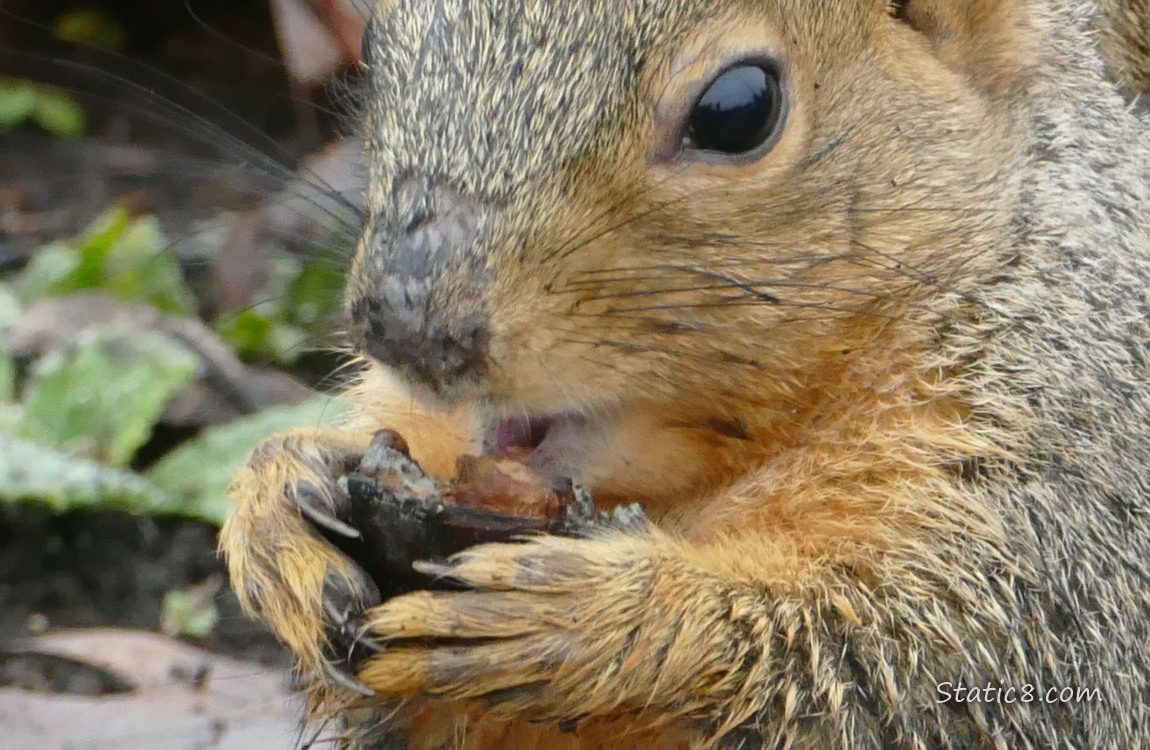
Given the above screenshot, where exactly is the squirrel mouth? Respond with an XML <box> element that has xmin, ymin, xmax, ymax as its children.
<box><xmin>488</xmin><ymin>416</ymin><xmax>553</xmax><ymax>454</ymax></box>
<box><xmin>483</xmin><ymin>414</ymin><xmax>594</xmax><ymax>475</ymax></box>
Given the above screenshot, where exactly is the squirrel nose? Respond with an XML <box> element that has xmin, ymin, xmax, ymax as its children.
<box><xmin>349</xmin><ymin>179</ymin><xmax>491</xmax><ymax>396</ymax></box>
<box><xmin>350</xmin><ymin>276</ymin><xmax>490</xmax><ymax>396</ymax></box>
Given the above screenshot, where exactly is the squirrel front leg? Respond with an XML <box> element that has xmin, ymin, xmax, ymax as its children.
<box><xmin>220</xmin><ymin>424</ymin><xmax>376</xmax><ymax>686</ymax></box>
<box><xmin>349</xmin><ymin>486</ymin><xmax>1035</xmax><ymax>748</ymax></box>
<box><xmin>219</xmin><ymin>366</ymin><xmax>477</xmax><ymax>694</ymax></box>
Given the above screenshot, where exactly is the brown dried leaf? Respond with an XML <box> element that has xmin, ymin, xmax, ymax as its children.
<box><xmin>0</xmin><ymin>628</ymin><xmax>301</xmax><ymax>750</ymax></box>
<box><xmin>269</xmin><ymin>0</ymin><xmax>367</xmax><ymax>86</ymax></box>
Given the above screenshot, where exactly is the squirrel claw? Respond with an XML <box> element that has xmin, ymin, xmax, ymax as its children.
<box><xmin>323</xmin><ymin>589</ymin><xmax>361</xmax><ymax>629</ymax></box>
<box><xmin>318</xmin><ymin>656</ymin><xmax>377</xmax><ymax>697</ymax></box>
<box><xmin>294</xmin><ymin>480</ymin><xmax>361</xmax><ymax>539</ymax></box>
<box><xmin>322</xmin><ymin>574</ymin><xmax>383</xmax><ymax>678</ymax></box>
<box><xmin>410</xmin><ymin>559</ymin><xmax>465</xmax><ymax>582</ymax></box>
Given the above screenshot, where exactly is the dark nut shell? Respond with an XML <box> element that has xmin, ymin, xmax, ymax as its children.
<box><xmin>337</xmin><ymin>430</ymin><xmax>609</xmax><ymax>599</ymax></box>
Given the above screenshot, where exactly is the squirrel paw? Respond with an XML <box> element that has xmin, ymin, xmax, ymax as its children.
<box><xmin>344</xmin><ymin>532</ymin><xmax>660</xmax><ymax>721</ymax></box>
<box><xmin>219</xmin><ymin>428</ymin><xmax>381</xmax><ymax>694</ymax></box>
<box><xmin>223</xmin><ymin>426</ymin><xmax>660</xmax><ymax>711</ymax></box>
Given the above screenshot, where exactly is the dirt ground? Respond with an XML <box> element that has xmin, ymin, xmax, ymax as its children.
<box><xmin>1</xmin><ymin>2</ymin><xmax>359</xmax><ymax>746</ymax></box>
<box><xmin>0</xmin><ymin>506</ymin><xmax>306</xmax><ymax>750</ymax></box>
<box><xmin>0</xmin><ymin>504</ymin><xmax>288</xmax><ymax>666</ymax></box>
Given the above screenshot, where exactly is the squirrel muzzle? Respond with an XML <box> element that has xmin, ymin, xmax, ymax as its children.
<box><xmin>347</xmin><ymin>176</ymin><xmax>491</xmax><ymax>400</ymax></box>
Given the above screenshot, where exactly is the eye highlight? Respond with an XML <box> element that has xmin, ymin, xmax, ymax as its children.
<box><xmin>683</xmin><ymin>63</ymin><xmax>786</xmax><ymax>158</ymax></box>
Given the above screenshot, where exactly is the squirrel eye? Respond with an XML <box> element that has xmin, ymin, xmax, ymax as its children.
<box><xmin>684</xmin><ymin>64</ymin><xmax>785</xmax><ymax>156</ymax></box>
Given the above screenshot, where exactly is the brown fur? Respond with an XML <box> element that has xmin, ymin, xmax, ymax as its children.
<box><xmin>219</xmin><ymin>0</ymin><xmax>1150</xmax><ymax>748</ymax></box>
<box><xmin>1096</xmin><ymin>0</ymin><xmax>1150</xmax><ymax>98</ymax></box>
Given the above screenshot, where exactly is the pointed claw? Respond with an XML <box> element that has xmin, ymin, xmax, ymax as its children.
<box><xmin>302</xmin><ymin>503</ymin><xmax>362</xmax><ymax>539</ymax></box>
<box><xmin>322</xmin><ymin>577</ymin><xmax>377</xmax><ymax>632</ymax></box>
<box><xmin>351</xmin><ymin>632</ymin><xmax>387</xmax><ymax>654</ymax></box>
<box><xmin>412</xmin><ymin>559</ymin><xmax>464</xmax><ymax>581</ymax></box>
<box><xmin>323</xmin><ymin>593</ymin><xmax>354</xmax><ymax>627</ymax></box>
<box><xmin>295</xmin><ymin>481</ymin><xmax>361</xmax><ymax>539</ymax></box>
<box><xmin>319</xmin><ymin>657</ymin><xmax>376</xmax><ymax>697</ymax></box>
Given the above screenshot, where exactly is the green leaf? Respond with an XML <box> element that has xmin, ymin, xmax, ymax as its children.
<box><xmin>0</xmin><ymin>434</ymin><xmax>170</xmax><ymax>514</ymax></box>
<box><xmin>71</xmin><ymin>206</ymin><xmax>130</xmax><ymax>292</ymax></box>
<box><xmin>0</xmin><ymin>282</ymin><xmax>21</xmax><ymax>331</ymax></box>
<box><xmin>0</xmin><ymin>282</ymin><xmax>22</xmax><ymax>402</ymax></box>
<box><xmin>214</xmin><ymin>308</ymin><xmax>310</xmax><ymax>364</ymax></box>
<box><xmin>0</xmin><ymin>80</ymin><xmax>86</xmax><ymax>136</ymax></box>
<box><xmin>0</xmin><ymin>80</ymin><xmax>37</xmax><ymax>128</ymax></box>
<box><xmin>0</xmin><ymin>404</ymin><xmax>22</xmax><ymax>432</ymax></box>
<box><xmin>15</xmin><ymin>208</ymin><xmax>129</xmax><ymax>302</ymax></box>
<box><xmin>210</xmin><ymin>254</ymin><xmax>341</xmax><ymax>365</ymax></box>
<box><xmin>75</xmin><ymin>205</ymin><xmax>131</xmax><ymax>259</ymax></box>
<box><xmin>15</xmin><ymin>243</ymin><xmax>82</xmax><ymax>303</ymax></box>
<box><xmin>161</xmin><ymin>577</ymin><xmax>222</xmax><ymax>639</ymax></box>
<box><xmin>18</xmin><ymin>329</ymin><xmax>198</xmax><ymax>466</ymax></box>
<box><xmin>285</xmin><ymin>261</ymin><xmax>344</xmax><ymax>328</ymax></box>
<box><xmin>101</xmin><ymin>214</ymin><xmax>197</xmax><ymax>314</ymax></box>
<box><xmin>0</xmin><ymin>355</ymin><xmax>15</xmax><ymax>406</ymax></box>
<box><xmin>148</xmin><ymin>396</ymin><xmax>348</xmax><ymax>525</ymax></box>
<box><xmin>16</xmin><ymin>208</ymin><xmax>197</xmax><ymax>314</ymax></box>
<box><xmin>264</xmin><ymin>321</ymin><xmax>311</xmax><ymax>362</ymax></box>
<box><xmin>31</xmin><ymin>89</ymin><xmax>86</xmax><ymax>138</ymax></box>
<box><xmin>214</xmin><ymin>308</ymin><xmax>273</xmax><ymax>354</ymax></box>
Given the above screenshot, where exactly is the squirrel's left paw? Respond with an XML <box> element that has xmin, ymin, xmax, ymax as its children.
<box><xmin>341</xmin><ymin>532</ymin><xmax>660</xmax><ymax>719</ymax></box>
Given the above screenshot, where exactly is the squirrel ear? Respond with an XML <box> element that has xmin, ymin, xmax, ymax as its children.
<box><xmin>887</xmin><ymin>0</ymin><xmax>1035</xmax><ymax>100</ymax></box>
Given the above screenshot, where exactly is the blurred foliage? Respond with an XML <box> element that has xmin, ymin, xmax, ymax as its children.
<box><xmin>18</xmin><ymin>329</ymin><xmax>197</xmax><ymax>466</ymax></box>
<box><xmin>17</xmin><ymin>207</ymin><xmax>198</xmax><ymax>314</ymax></box>
<box><xmin>0</xmin><ymin>77</ymin><xmax>86</xmax><ymax>138</ymax></box>
<box><xmin>0</xmin><ymin>208</ymin><xmax>347</xmax><ymax>524</ymax></box>
<box><xmin>148</xmin><ymin>397</ymin><xmax>347</xmax><ymax>524</ymax></box>
<box><xmin>161</xmin><ymin>576</ymin><xmax>223</xmax><ymax>639</ymax></box>
<box><xmin>215</xmin><ymin>256</ymin><xmax>345</xmax><ymax>364</ymax></box>
<box><xmin>0</xmin><ymin>288</ymin><xmax>18</xmax><ymax>403</ymax></box>
<box><xmin>0</xmin><ymin>6</ymin><xmax>105</xmax><ymax>139</ymax></box>
<box><xmin>54</xmin><ymin>8</ymin><xmax>127</xmax><ymax>53</ymax></box>
<box><xmin>0</xmin><ymin>434</ymin><xmax>169</xmax><ymax>515</ymax></box>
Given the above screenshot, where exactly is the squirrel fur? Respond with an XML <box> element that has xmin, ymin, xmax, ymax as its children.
<box><xmin>219</xmin><ymin>0</ymin><xmax>1150</xmax><ymax>748</ymax></box>
<box><xmin>1097</xmin><ymin>0</ymin><xmax>1150</xmax><ymax>98</ymax></box>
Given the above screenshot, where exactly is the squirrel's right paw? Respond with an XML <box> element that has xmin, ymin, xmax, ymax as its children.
<box><xmin>218</xmin><ymin>428</ymin><xmax>380</xmax><ymax>695</ymax></box>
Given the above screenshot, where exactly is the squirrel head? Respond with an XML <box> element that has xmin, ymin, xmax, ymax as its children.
<box><xmin>347</xmin><ymin>0</ymin><xmax>1039</xmax><ymax>507</ymax></box>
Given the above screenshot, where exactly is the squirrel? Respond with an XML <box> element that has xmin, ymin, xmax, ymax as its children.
<box><xmin>218</xmin><ymin>0</ymin><xmax>1150</xmax><ymax>748</ymax></box>
<box><xmin>1097</xmin><ymin>0</ymin><xmax>1150</xmax><ymax>98</ymax></box>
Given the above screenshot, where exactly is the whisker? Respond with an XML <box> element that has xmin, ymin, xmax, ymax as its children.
<box><xmin>538</xmin><ymin>163</ymin><xmax>692</xmax><ymax>265</ymax></box>
<box><xmin>553</xmin><ymin>331</ymin><xmax>764</xmax><ymax>370</ymax></box>
<box><xmin>553</xmin><ymin>272</ymin><xmax>955</xmax><ymax>325</ymax></box>
<box><xmin>0</xmin><ymin>13</ymin><xmax>367</xmax><ymax>229</ymax></box>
